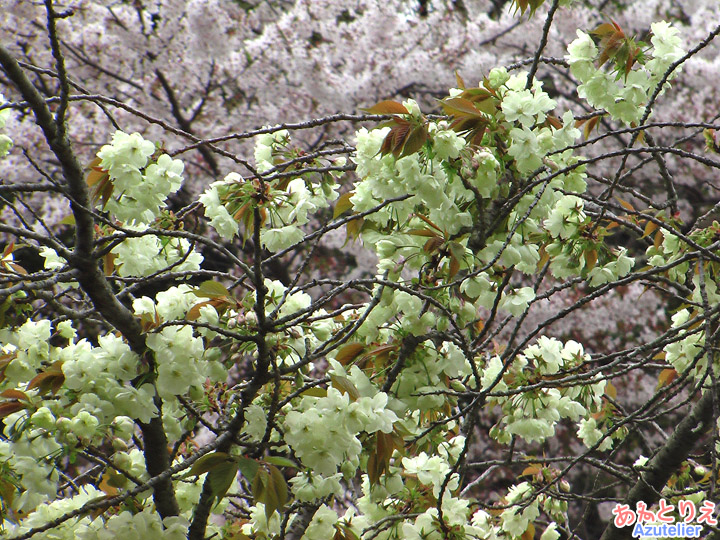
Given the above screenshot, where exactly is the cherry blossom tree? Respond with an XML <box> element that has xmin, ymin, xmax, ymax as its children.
<box><xmin>1</xmin><ymin>1</ymin><xmax>720</xmax><ymax>539</ymax></box>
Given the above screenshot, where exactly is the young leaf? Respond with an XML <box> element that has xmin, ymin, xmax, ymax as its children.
<box><xmin>183</xmin><ymin>451</ymin><xmax>233</xmax><ymax>478</ymax></box>
<box><xmin>333</xmin><ymin>191</ymin><xmax>355</xmax><ymax>219</ymax></box>
<box><xmin>407</xmin><ymin>228</ymin><xmax>439</xmax><ymax>238</ymax></box>
<box><xmin>0</xmin><ymin>389</ymin><xmax>28</xmax><ymax>401</ymax></box>
<box><xmin>237</xmin><ymin>456</ymin><xmax>259</xmax><ymax>483</ymax></box>
<box><xmin>26</xmin><ymin>370</ymin><xmax>65</xmax><ymax>396</ymax></box>
<box><xmin>335</xmin><ymin>343</ymin><xmax>366</xmax><ymax>365</ymax></box>
<box><xmin>615</xmin><ymin>197</ymin><xmax>635</xmax><ymax>213</ymax></box>
<box><xmin>657</xmin><ymin>368</ymin><xmax>677</xmax><ymax>389</ymax></box>
<box><xmin>584</xmin><ymin>249</ymin><xmax>598</xmax><ymax>271</ymax></box>
<box><xmin>345</xmin><ymin>216</ymin><xmax>364</xmax><ymax>242</ymax></box>
<box><xmin>300</xmin><ymin>387</ymin><xmax>327</xmax><ymax>398</ymax></box>
<box><xmin>193</xmin><ymin>281</ymin><xmax>232</xmax><ymax>299</ymax></box>
<box><xmin>398</xmin><ymin>125</ymin><xmax>428</xmax><ymax>158</ymax></box>
<box><xmin>330</xmin><ymin>374</ymin><xmax>360</xmax><ymax>401</ymax></box>
<box><xmin>441</xmin><ymin>97</ymin><xmax>484</xmax><ymax>118</ymax></box>
<box><xmin>642</xmin><ymin>220</ymin><xmax>660</xmax><ymax>239</ymax></box>
<box><xmin>207</xmin><ymin>460</ymin><xmax>239</xmax><ymax>507</ymax></box>
<box><xmin>261</xmin><ymin>465</ymin><xmax>288</xmax><ymax>519</ymax></box>
<box><xmin>583</xmin><ymin>115</ymin><xmax>601</xmax><ymax>140</ymax></box>
<box><xmin>449</xmin><ymin>255</ymin><xmax>460</xmax><ymax>279</ymax></box>
<box><xmin>264</xmin><ymin>456</ymin><xmax>297</xmax><ymax>469</ymax></box>
<box><xmin>98</xmin><ymin>470</ymin><xmax>122</xmax><ymax>496</ymax></box>
<box><xmin>0</xmin><ymin>401</ymin><xmax>27</xmax><ymax>419</ymax></box>
<box><xmin>360</xmin><ymin>100</ymin><xmax>409</xmax><ymax>115</ymax></box>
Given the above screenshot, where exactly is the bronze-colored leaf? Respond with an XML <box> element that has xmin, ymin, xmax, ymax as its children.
<box><xmin>423</xmin><ymin>236</ymin><xmax>444</xmax><ymax>254</ymax></box>
<box><xmin>398</xmin><ymin>125</ymin><xmax>428</xmax><ymax>158</ymax></box>
<box><xmin>585</xmin><ymin>249</ymin><xmax>598</xmax><ymax>271</ymax></box>
<box><xmin>653</xmin><ymin>230</ymin><xmax>664</xmax><ymax>249</ymax></box>
<box><xmin>642</xmin><ymin>220</ymin><xmax>660</xmax><ymax>239</ymax></box>
<box><xmin>583</xmin><ymin>115</ymin><xmax>601</xmax><ymax>140</ymax></box>
<box><xmin>0</xmin><ymin>401</ymin><xmax>27</xmax><ymax>418</ymax></box>
<box><xmin>330</xmin><ymin>374</ymin><xmax>360</xmax><ymax>401</ymax></box>
<box><xmin>26</xmin><ymin>371</ymin><xmax>65</xmax><ymax>396</ymax></box>
<box><xmin>441</xmin><ymin>97</ymin><xmax>484</xmax><ymax>118</ymax></box>
<box><xmin>98</xmin><ymin>470</ymin><xmax>122</xmax><ymax>496</ymax></box>
<box><xmin>335</xmin><ymin>343</ymin><xmax>366</xmax><ymax>365</ymax></box>
<box><xmin>407</xmin><ymin>228</ymin><xmax>439</xmax><ymax>238</ymax></box>
<box><xmin>605</xmin><ymin>381</ymin><xmax>617</xmax><ymax>400</ymax></box>
<box><xmin>6</xmin><ymin>262</ymin><xmax>27</xmax><ymax>275</ymax></box>
<box><xmin>361</xmin><ymin>100</ymin><xmax>409</xmax><ymax>115</ymax></box>
<box><xmin>0</xmin><ymin>389</ymin><xmax>28</xmax><ymax>401</ymax></box>
<box><xmin>448</xmin><ymin>255</ymin><xmax>460</xmax><ymax>279</ymax></box>
<box><xmin>615</xmin><ymin>197</ymin><xmax>635</xmax><ymax>213</ymax></box>
<box><xmin>657</xmin><ymin>368</ymin><xmax>677</xmax><ymax>388</ymax></box>
<box><xmin>85</xmin><ymin>157</ymin><xmax>107</xmax><ymax>187</ymax></box>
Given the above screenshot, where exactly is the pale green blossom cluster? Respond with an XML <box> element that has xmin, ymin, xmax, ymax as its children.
<box><xmin>0</xmin><ymin>93</ymin><xmax>12</xmax><ymax>156</ymax></box>
<box><xmin>198</xmin><ymin>173</ymin><xmax>243</xmax><ymax>239</ymax></box>
<box><xmin>199</xmin><ymin>131</ymin><xmax>340</xmax><ymax>251</ymax></box>
<box><xmin>1</xmin><ymin>8</ymin><xmax>711</xmax><ymax>539</ymax></box>
<box><xmin>647</xmin><ymin>227</ymin><xmax>718</xmax><ymax>383</ymax></box>
<box><xmin>97</xmin><ymin>131</ymin><xmax>185</xmax><ymax>224</ymax></box>
<box><xmin>482</xmin><ymin>337</ymin><xmax>606</xmax><ymax>444</ymax></box>
<box><xmin>544</xmin><ymin>195</ymin><xmax>635</xmax><ymax>283</ymax></box>
<box><xmin>0</xmin><ymin>282</ymin><xmax>226</xmax><ymax>518</ymax></box>
<box><xmin>283</xmin><ymin>385</ymin><xmax>398</xmax><ymax>476</ymax></box>
<box><xmin>498</xmin><ymin>73</ymin><xmax>559</xmax><ymax>173</ymax></box>
<box><xmin>2</xmin><ymin>482</ymin><xmax>193</xmax><ymax>540</ymax></box>
<box><xmin>566</xmin><ymin>22</ymin><xmax>685</xmax><ymax>124</ymax></box>
<box><xmin>260</xmin><ymin>176</ymin><xmax>339</xmax><ymax>252</ymax></box>
<box><xmin>663</xmin><ymin>308</ymin><xmax>706</xmax><ymax>378</ymax></box>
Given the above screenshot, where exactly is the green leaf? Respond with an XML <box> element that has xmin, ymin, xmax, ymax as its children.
<box><xmin>207</xmin><ymin>460</ymin><xmax>239</xmax><ymax>507</ymax></box>
<box><xmin>193</xmin><ymin>281</ymin><xmax>231</xmax><ymax>299</ymax></box>
<box><xmin>300</xmin><ymin>387</ymin><xmax>327</xmax><ymax>398</ymax></box>
<box><xmin>183</xmin><ymin>451</ymin><xmax>233</xmax><ymax>478</ymax></box>
<box><xmin>237</xmin><ymin>456</ymin><xmax>259</xmax><ymax>483</ymax></box>
<box><xmin>251</xmin><ymin>466</ymin><xmax>268</xmax><ymax>501</ymax></box>
<box><xmin>264</xmin><ymin>456</ymin><xmax>297</xmax><ymax>469</ymax></box>
<box><xmin>448</xmin><ymin>242</ymin><xmax>466</xmax><ymax>263</ymax></box>
<box><xmin>260</xmin><ymin>465</ymin><xmax>288</xmax><ymax>519</ymax></box>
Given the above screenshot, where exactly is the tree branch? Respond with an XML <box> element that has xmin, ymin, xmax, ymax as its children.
<box><xmin>600</xmin><ymin>383</ymin><xmax>720</xmax><ymax>540</ymax></box>
<box><xmin>0</xmin><ymin>43</ymin><xmax>180</xmax><ymax>519</ymax></box>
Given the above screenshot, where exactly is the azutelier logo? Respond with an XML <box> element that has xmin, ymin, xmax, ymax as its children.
<box><xmin>611</xmin><ymin>500</ymin><xmax>717</xmax><ymax>539</ymax></box>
